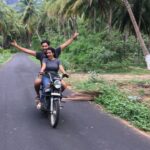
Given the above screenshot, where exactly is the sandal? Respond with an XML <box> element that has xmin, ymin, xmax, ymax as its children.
<box><xmin>36</xmin><ymin>102</ymin><xmax>42</xmax><ymax>110</ymax></box>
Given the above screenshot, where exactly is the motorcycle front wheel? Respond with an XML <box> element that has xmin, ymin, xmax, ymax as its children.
<box><xmin>48</xmin><ymin>99</ymin><xmax>60</xmax><ymax>128</ymax></box>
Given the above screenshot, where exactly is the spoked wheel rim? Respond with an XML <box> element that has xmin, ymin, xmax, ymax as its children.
<box><xmin>49</xmin><ymin>100</ymin><xmax>60</xmax><ymax>128</ymax></box>
<box><xmin>51</xmin><ymin>110</ymin><xmax>57</xmax><ymax>126</ymax></box>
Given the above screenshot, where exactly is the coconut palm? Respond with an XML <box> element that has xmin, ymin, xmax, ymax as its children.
<box><xmin>16</xmin><ymin>0</ymin><xmax>39</xmax><ymax>46</ymax></box>
<box><xmin>120</xmin><ymin>0</ymin><xmax>150</xmax><ymax>69</ymax></box>
<box><xmin>61</xmin><ymin>0</ymin><xmax>150</xmax><ymax>68</ymax></box>
<box><xmin>114</xmin><ymin>0</ymin><xmax>150</xmax><ymax>35</ymax></box>
<box><xmin>0</xmin><ymin>2</ymin><xmax>25</xmax><ymax>48</ymax></box>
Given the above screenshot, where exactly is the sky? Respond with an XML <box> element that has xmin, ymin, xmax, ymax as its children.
<box><xmin>6</xmin><ymin>0</ymin><xmax>19</xmax><ymax>4</ymax></box>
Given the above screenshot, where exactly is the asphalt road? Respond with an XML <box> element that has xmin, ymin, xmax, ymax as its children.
<box><xmin>0</xmin><ymin>53</ymin><xmax>150</xmax><ymax>150</ymax></box>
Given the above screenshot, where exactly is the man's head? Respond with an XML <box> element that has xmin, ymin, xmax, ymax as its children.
<box><xmin>41</xmin><ymin>40</ymin><xmax>51</xmax><ymax>51</ymax></box>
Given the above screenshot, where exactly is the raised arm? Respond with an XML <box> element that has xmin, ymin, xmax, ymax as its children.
<box><xmin>11</xmin><ymin>40</ymin><xmax>36</xmax><ymax>56</ymax></box>
<box><xmin>60</xmin><ymin>32</ymin><xmax>79</xmax><ymax>51</ymax></box>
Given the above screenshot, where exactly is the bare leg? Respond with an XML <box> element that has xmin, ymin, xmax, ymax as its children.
<box><xmin>34</xmin><ymin>77</ymin><xmax>42</xmax><ymax>97</ymax></box>
<box><xmin>61</xmin><ymin>79</ymin><xmax>67</xmax><ymax>92</ymax></box>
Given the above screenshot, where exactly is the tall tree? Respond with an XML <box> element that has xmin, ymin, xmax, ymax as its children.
<box><xmin>114</xmin><ymin>0</ymin><xmax>150</xmax><ymax>35</ymax></box>
<box><xmin>121</xmin><ymin>0</ymin><xmax>150</xmax><ymax>69</ymax></box>
<box><xmin>17</xmin><ymin>0</ymin><xmax>39</xmax><ymax>46</ymax></box>
<box><xmin>0</xmin><ymin>2</ymin><xmax>24</xmax><ymax>48</ymax></box>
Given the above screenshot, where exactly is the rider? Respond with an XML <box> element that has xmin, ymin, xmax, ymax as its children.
<box><xmin>38</xmin><ymin>47</ymin><xmax>68</xmax><ymax>109</ymax></box>
<box><xmin>11</xmin><ymin>32</ymin><xmax>79</xmax><ymax>101</ymax></box>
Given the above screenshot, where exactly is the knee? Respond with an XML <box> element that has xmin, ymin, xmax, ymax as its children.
<box><xmin>61</xmin><ymin>80</ymin><xmax>67</xmax><ymax>89</ymax></box>
<box><xmin>34</xmin><ymin>78</ymin><xmax>42</xmax><ymax>86</ymax></box>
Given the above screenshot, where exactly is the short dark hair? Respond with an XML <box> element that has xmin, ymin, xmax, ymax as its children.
<box><xmin>41</xmin><ymin>40</ymin><xmax>50</xmax><ymax>46</ymax></box>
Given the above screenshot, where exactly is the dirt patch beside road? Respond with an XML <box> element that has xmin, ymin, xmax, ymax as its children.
<box><xmin>68</xmin><ymin>73</ymin><xmax>150</xmax><ymax>81</ymax></box>
<box><xmin>65</xmin><ymin>73</ymin><xmax>150</xmax><ymax>105</ymax></box>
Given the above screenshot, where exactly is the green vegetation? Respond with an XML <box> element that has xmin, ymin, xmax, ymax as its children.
<box><xmin>0</xmin><ymin>49</ymin><xmax>12</xmax><ymax>64</ymax></box>
<box><xmin>58</xmin><ymin>30</ymin><xmax>147</xmax><ymax>73</ymax></box>
<box><xmin>129</xmin><ymin>79</ymin><xmax>150</xmax><ymax>84</ymax></box>
<box><xmin>125</xmin><ymin>67</ymin><xmax>150</xmax><ymax>75</ymax></box>
<box><xmin>1</xmin><ymin>0</ymin><xmax>150</xmax><ymax>72</ymax></box>
<box><xmin>31</xmin><ymin>29</ymin><xmax>148</xmax><ymax>73</ymax></box>
<box><xmin>75</xmin><ymin>77</ymin><xmax>150</xmax><ymax>131</ymax></box>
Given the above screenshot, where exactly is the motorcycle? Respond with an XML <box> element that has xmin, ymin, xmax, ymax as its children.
<box><xmin>39</xmin><ymin>72</ymin><xmax>68</xmax><ymax>128</ymax></box>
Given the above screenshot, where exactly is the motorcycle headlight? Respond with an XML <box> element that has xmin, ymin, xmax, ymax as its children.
<box><xmin>54</xmin><ymin>80</ymin><xmax>61</xmax><ymax>89</ymax></box>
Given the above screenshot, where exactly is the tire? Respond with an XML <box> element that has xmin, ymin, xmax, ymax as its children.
<box><xmin>48</xmin><ymin>99</ymin><xmax>60</xmax><ymax>128</ymax></box>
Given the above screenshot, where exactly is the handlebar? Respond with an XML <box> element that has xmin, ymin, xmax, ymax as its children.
<box><xmin>38</xmin><ymin>72</ymin><xmax>69</xmax><ymax>79</ymax></box>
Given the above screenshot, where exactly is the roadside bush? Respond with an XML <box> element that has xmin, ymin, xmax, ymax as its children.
<box><xmin>60</xmin><ymin>29</ymin><xmax>145</xmax><ymax>72</ymax></box>
<box><xmin>76</xmin><ymin>78</ymin><xmax>150</xmax><ymax>131</ymax></box>
<box><xmin>0</xmin><ymin>49</ymin><xmax>12</xmax><ymax>64</ymax></box>
<box><xmin>31</xmin><ymin>28</ymin><xmax>146</xmax><ymax>72</ymax></box>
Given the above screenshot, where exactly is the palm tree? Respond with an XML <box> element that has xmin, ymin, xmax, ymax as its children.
<box><xmin>64</xmin><ymin>0</ymin><xmax>150</xmax><ymax>68</ymax></box>
<box><xmin>114</xmin><ymin>0</ymin><xmax>150</xmax><ymax>35</ymax></box>
<box><xmin>43</xmin><ymin>0</ymin><xmax>75</xmax><ymax>36</ymax></box>
<box><xmin>121</xmin><ymin>0</ymin><xmax>150</xmax><ymax>69</ymax></box>
<box><xmin>0</xmin><ymin>2</ymin><xmax>24</xmax><ymax>48</ymax></box>
<box><xmin>17</xmin><ymin>0</ymin><xmax>39</xmax><ymax>46</ymax></box>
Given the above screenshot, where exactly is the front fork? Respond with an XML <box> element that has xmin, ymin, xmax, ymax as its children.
<box><xmin>50</xmin><ymin>97</ymin><xmax>54</xmax><ymax>113</ymax></box>
<box><xmin>50</xmin><ymin>96</ymin><xmax>61</xmax><ymax>113</ymax></box>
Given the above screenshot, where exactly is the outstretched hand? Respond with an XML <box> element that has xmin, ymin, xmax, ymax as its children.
<box><xmin>39</xmin><ymin>72</ymin><xmax>44</xmax><ymax>75</ymax></box>
<box><xmin>62</xmin><ymin>73</ymin><xmax>69</xmax><ymax>78</ymax></box>
<box><xmin>10</xmin><ymin>40</ymin><xmax>17</xmax><ymax>46</ymax></box>
<box><xmin>72</xmin><ymin>32</ymin><xmax>79</xmax><ymax>40</ymax></box>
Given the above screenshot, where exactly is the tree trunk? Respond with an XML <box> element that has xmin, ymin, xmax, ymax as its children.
<box><xmin>57</xmin><ymin>17</ymin><xmax>61</xmax><ymax>36</ymax></box>
<box><xmin>108</xmin><ymin>4</ymin><xmax>112</xmax><ymax>32</ymax></box>
<box><xmin>122</xmin><ymin>0</ymin><xmax>150</xmax><ymax>69</ymax></box>
<box><xmin>36</xmin><ymin>19</ymin><xmax>42</xmax><ymax>42</ymax></box>
<box><xmin>93</xmin><ymin>9</ymin><xmax>96</xmax><ymax>33</ymax></box>
<box><xmin>61</xmin><ymin>17</ymin><xmax>66</xmax><ymax>37</ymax></box>
<box><xmin>36</xmin><ymin>30</ymin><xmax>42</xmax><ymax>42</ymax></box>
<box><xmin>70</xmin><ymin>15</ymin><xmax>78</xmax><ymax>33</ymax></box>
<box><xmin>2</xmin><ymin>34</ymin><xmax>8</xmax><ymax>49</ymax></box>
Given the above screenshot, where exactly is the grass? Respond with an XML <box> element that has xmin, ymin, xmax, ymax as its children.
<box><xmin>122</xmin><ymin>66</ymin><xmax>150</xmax><ymax>75</ymax></box>
<box><xmin>86</xmin><ymin>66</ymin><xmax>150</xmax><ymax>75</ymax></box>
<box><xmin>74</xmin><ymin>77</ymin><xmax>150</xmax><ymax>131</ymax></box>
<box><xmin>0</xmin><ymin>50</ymin><xmax>12</xmax><ymax>64</ymax></box>
<box><xmin>128</xmin><ymin>79</ymin><xmax>150</xmax><ymax>84</ymax></box>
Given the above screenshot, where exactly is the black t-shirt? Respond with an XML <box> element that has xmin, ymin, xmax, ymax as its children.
<box><xmin>36</xmin><ymin>47</ymin><xmax>61</xmax><ymax>65</ymax></box>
